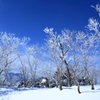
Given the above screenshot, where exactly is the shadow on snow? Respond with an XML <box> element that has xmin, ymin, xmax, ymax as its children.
<box><xmin>0</xmin><ymin>86</ymin><xmax>100</xmax><ymax>96</ymax></box>
<box><xmin>0</xmin><ymin>87</ymin><xmax>36</xmax><ymax>96</ymax></box>
<box><xmin>82</xmin><ymin>88</ymin><xmax>100</xmax><ymax>94</ymax></box>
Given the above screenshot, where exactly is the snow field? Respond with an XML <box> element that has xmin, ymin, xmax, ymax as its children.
<box><xmin>0</xmin><ymin>85</ymin><xmax>100</xmax><ymax>100</ymax></box>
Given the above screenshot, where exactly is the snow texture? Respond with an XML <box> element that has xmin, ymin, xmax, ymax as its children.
<box><xmin>0</xmin><ymin>85</ymin><xmax>100</xmax><ymax>100</ymax></box>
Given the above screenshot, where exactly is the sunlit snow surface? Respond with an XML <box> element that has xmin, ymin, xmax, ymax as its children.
<box><xmin>0</xmin><ymin>85</ymin><xmax>100</xmax><ymax>100</ymax></box>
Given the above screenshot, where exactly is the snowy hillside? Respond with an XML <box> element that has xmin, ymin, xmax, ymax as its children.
<box><xmin>0</xmin><ymin>85</ymin><xmax>100</xmax><ymax>100</ymax></box>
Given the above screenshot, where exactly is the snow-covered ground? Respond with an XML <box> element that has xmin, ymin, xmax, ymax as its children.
<box><xmin>0</xmin><ymin>85</ymin><xmax>100</xmax><ymax>100</ymax></box>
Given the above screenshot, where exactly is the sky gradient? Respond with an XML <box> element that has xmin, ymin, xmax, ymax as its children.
<box><xmin>0</xmin><ymin>0</ymin><xmax>99</xmax><ymax>45</ymax></box>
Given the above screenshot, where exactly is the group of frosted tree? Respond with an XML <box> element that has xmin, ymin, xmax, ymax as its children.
<box><xmin>0</xmin><ymin>4</ymin><xmax>100</xmax><ymax>93</ymax></box>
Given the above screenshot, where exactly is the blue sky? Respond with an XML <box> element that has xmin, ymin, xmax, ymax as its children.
<box><xmin>0</xmin><ymin>0</ymin><xmax>99</xmax><ymax>45</ymax></box>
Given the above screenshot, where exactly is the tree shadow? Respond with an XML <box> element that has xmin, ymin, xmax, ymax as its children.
<box><xmin>0</xmin><ymin>87</ymin><xmax>36</xmax><ymax>96</ymax></box>
<box><xmin>97</xmin><ymin>88</ymin><xmax>100</xmax><ymax>90</ymax></box>
<box><xmin>63</xmin><ymin>87</ymin><xmax>73</xmax><ymax>89</ymax></box>
<box><xmin>82</xmin><ymin>90</ymin><xmax>100</xmax><ymax>94</ymax></box>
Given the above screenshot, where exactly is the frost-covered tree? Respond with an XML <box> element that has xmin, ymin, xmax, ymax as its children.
<box><xmin>26</xmin><ymin>45</ymin><xmax>40</xmax><ymax>87</ymax></box>
<box><xmin>86</xmin><ymin>3</ymin><xmax>100</xmax><ymax>88</ymax></box>
<box><xmin>18</xmin><ymin>55</ymin><xmax>29</xmax><ymax>87</ymax></box>
<box><xmin>0</xmin><ymin>32</ymin><xmax>30</xmax><ymax>86</ymax></box>
<box><xmin>87</xmin><ymin>4</ymin><xmax>100</xmax><ymax>38</ymax></box>
<box><xmin>43</xmin><ymin>25</ymin><xmax>99</xmax><ymax>93</ymax></box>
<box><xmin>76</xmin><ymin>31</ymin><xmax>99</xmax><ymax>90</ymax></box>
<box><xmin>44</xmin><ymin>28</ymin><xmax>75</xmax><ymax>90</ymax></box>
<box><xmin>18</xmin><ymin>44</ymin><xmax>42</xmax><ymax>87</ymax></box>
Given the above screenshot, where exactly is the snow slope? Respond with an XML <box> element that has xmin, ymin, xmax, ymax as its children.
<box><xmin>0</xmin><ymin>85</ymin><xmax>100</xmax><ymax>100</ymax></box>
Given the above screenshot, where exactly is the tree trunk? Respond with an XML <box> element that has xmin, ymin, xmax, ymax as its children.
<box><xmin>66</xmin><ymin>67</ymin><xmax>72</xmax><ymax>87</ymax></box>
<box><xmin>59</xmin><ymin>81</ymin><xmax>63</xmax><ymax>91</ymax></box>
<box><xmin>76</xmin><ymin>79</ymin><xmax>81</xmax><ymax>94</ymax></box>
<box><xmin>64</xmin><ymin>60</ymin><xmax>72</xmax><ymax>87</ymax></box>
<box><xmin>90</xmin><ymin>80</ymin><xmax>94</xmax><ymax>90</ymax></box>
<box><xmin>91</xmin><ymin>84</ymin><xmax>94</xmax><ymax>90</ymax></box>
<box><xmin>2</xmin><ymin>78</ymin><xmax>6</xmax><ymax>86</ymax></box>
<box><xmin>67</xmin><ymin>76</ymin><xmax>72</xmax><ymax>87</ymax></box>
<box><xmin>78</xmin><ymin>84</ymin><xmax>81</xmax><ymax>94</ymax></box>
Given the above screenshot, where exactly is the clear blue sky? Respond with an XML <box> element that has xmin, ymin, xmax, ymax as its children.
<box><xmin>0</xmin><ymin>0</ymin><xmax>99</xmax><ymax>45</ymax></box>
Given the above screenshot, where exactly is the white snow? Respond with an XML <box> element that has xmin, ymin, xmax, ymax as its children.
<box><xmin>0</xmin><ymin>85</ymin><xmax>100</xmax><ymax>100</ymax></box>
<box><xmin>41</xmin><ymin>79</ymin><xmax>46</xmax><ymax>83</ymax></box>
